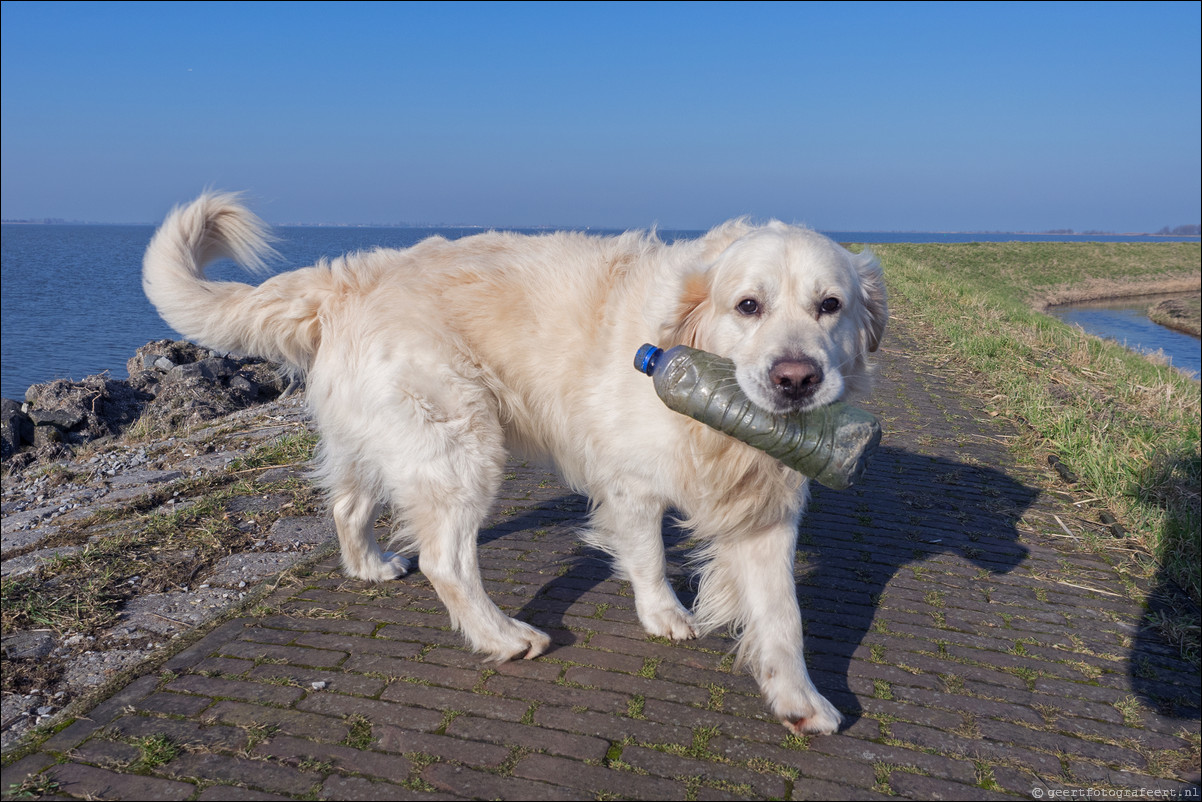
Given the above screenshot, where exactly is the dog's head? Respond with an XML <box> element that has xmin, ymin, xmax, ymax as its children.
<box><xmin>661</xmin><ymin>220</ymin><xmax>887</xmax><ymax>414</ymax></box>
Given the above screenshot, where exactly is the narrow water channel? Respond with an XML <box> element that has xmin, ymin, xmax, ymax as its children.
<box><xmin>1049</xmin><ymin>295</ymin><xmax>1200</xmax><ymax>378</ymax></box>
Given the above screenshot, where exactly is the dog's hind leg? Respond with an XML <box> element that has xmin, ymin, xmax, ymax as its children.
<box><xmin>587</xmin><ymin>489</ymin><xmax>697</xmax><ymax>641</ymax></box>
<box><xmin>387</xmin><ymin>381</ymin><xmax>551</xmax><ymax>662</ymax></box>
<box><xmin>330</xmin><ymin>482</ymin><xmax>410</xmax><ymax>582</ymax></box>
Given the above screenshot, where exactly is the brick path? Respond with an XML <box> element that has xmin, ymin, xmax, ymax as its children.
<box><xmin>4</xmin><ymin>323</ymin><xmax>1199</xmax><ymax>800</ymax></box>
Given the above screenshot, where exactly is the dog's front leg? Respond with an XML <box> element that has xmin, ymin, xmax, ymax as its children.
<box><xmin>697</xmin><ymin>522</ymin><xmax>843</xmax><ymax>735</ymax></box>
<box><xmin>586</xmin><ymin>490</ymin><xmax>697</xmax><ymax>640</ymax></box>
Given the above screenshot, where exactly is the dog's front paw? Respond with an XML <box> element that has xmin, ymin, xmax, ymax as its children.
<box><xmin>777</xmin><ymin>692</ymin><xmax>844</xmax><ymax>736</ymax></box>
<box><xmin>639</xmin><ymin>603</ymin><xmax>698</xmax><ymax>641</ymax></box>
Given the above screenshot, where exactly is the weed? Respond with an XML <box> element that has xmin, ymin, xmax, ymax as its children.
<box><xmin>131</xmin><ymin>733</ymin><xmax>180</xmax><ymax>770</ymax></box>
<box><xmin>343</xmin><ymin>714</ymin><xmax>373</xmax><ymax>749</ymax></box>
<box><xmin>5</xmin><ymin>774</ymin><xmax>60</xmax><ymax>799</ymax></box>
<box><xmin>1114</xmin><ymin>696</ymin><xmax>1145</xmax><ymax>727</ymax></box>
<box><xmin>974</xmin><ymin>760</ymin><xmax>1001</xmax><ymax>791</ymax></box>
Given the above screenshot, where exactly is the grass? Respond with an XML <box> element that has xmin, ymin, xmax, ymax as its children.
<box><xmin>870</xmin><ymin>243</ymin><xmax>1200</xmax><ymax>632</ymax></box>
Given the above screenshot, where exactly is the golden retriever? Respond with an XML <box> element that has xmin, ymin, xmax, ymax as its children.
<box><xmin>143</xmin><ymin>192</ymin><xmax>887</xmax><ymax>735</ymax></box>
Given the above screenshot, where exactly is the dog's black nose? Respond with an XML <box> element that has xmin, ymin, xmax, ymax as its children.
<box><xmin>770</xmin><ymin>357</ymin><xmax>823</xmax><ymax>401</ymax></box>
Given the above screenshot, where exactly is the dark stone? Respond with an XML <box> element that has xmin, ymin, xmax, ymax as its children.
<box><xmin>1</xmin><ymin>398</ymin><xmax>35</xmax><ymax>458</ymax></box>
<box><xmin>26</xmin><ymin>407</ymin><xmax>85</xmax><ymax>430</ymax></box>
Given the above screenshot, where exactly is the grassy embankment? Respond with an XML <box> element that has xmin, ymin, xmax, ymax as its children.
<box><xmin>868</xmin><ymin>242</ymin><xmax>1200</xmax><ymax>640</ymax></box>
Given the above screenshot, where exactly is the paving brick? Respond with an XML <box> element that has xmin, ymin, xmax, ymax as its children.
<box><xmin>887</xmin><ymin>720</ymin><xmax>1063</xmax><ymax>777</ymax></box>
<box><xmin>163</xmin><ymin>620</ymin><xmax>250</xmax><ymax>672</ymax></box>
<box><xmin>713</xmin><ymin>735</ymin><xmax>881</xmax><ymax>788</ymax></box>
<box><xmin>39</xmin><ymin>674</ymin><xmax>162</xmax><ymax>753</ymax></box>
<box><xmin>535</xmin><ymin>702</ymin><xmax>695</xmax><ymax>748</ymax></box>
<box><xmin>545</xmin><ymin>643</ymin><xmax>650</xmax><ymax>673</ymax></box>
<box><xmin>806</xmin><ymin>735</ymin><xmax>980</xmax><ymax>786</ymax></box>
<box><xmin>486</xmin><ymin>671</ymin><xmax>631</xmax><ymax>712</ymax></box>
<box><xmin>202</xmin><ymin>699</ymin><xmax>350</xmax><ymax>742</ymax></box>
<box><xmin>373</xmin><ymin>723</ymin><xmax>512</xmax><ymax>767</ymax></box>
<box><xmin>423</xmin><ymin>761</ymin><xmax>586</xmax><ymax>800</ymax></box>
<box><xmin>162</xmin><ymin>751</ymin><xmax>321</xmax><ymax>796</ymax></box>
<box><xmin>563</xmin><ymin>665</ymin><xmax>713</xmax><ymax>707</ymax></box>
<box><xmin>254</xmin><ymin>614</ymin><xmax>379</xmax><ymax>636</ymax></box>
<box><xmin>621</xmin><ymin>744</ymin><xmax>788</xmax><ymax>798</ymax></box>
<box><xmin>218</xmin><ymin>639</ymin><xmax>349</xmax><ymax>668</ymax></box>
<box><xmin>445</xmin><ymin>713</ymin><xmax>610</xmax><ymax>761</ymax></box>
<box><xmin>342</xmin><ymin>653</ymin><xmax>481</xmax><ymax>689</ymax></box>
<box><xmin>373</xmin><ymin>623</ymin><xmax>466</xmax><ymax>649</ymax></box>
<box><xmin>640</xmin><ymin>697</ymin><xmax>783</xmax><ymax>743</ymax></box>
<box><xmin>296</xmin><ymin>693</ymin><xmax>444</xmax><ymax>733</ymax></box>
<box><xmin>166</xmin><ymin>673</ymin><xmax>305</xmax><ymax>705</ymax></box>
<box><xmin>193</xmin><ymin>655</ymin><xmax>257</xmax><ymax>676</ymax></box>
<box><xmin>318</xmin><ymin>774</ymin><xmax>433</xmax><ymax>800</ymax></box>
<box><xmin>791</xmin><ymin>776</ymin><xmax>894</xmax><ymax>800</ymax></box>
<box><xmin>196</xmin><ymin>786</ymin><xmax>296</xmax><ymax>800</ymax></box>
<box><xmin>885</xmin><ymin>770</ymin><xmax>1014</xmax><ymax>800</ymax></box>
<box><xmin>62</xmin><ymin>738</ymin><xmax>142</xmax><ymax>768</ymax></box>
<box><xmin>248</xmin><ymin>663</ymin><xmax>388</xmax><ymax>696</ymax></box>
<box><xmin>107</xmin><ymin>714</ymin><xmax>246</xmax><ymax>749</ymax></box>
<box><xmin>982</xmin><ymin>718</ymin><xmax>1148</xmax><ymax>769</ymax></box>
<box><xmin>48</xmin><ymin>761</ymin><xmax>196</xmax><ymax>800</ymax></box>
<box><xmin>295</xmin><ymin>630</ymin><xmax>426</xmax><ymax>658</ymax></box>
<box><xmin>252</xmin><ymin>734</ymin><xmax>414</xmax><ymax>785</ymax></box>
<box><xmin>514</xmin><ymin>752</ymin><xmax>685</xmax><ymax>799</ymax></box>
<box><xmin>0</xmin><ymin>752</ymin><xmax>56</xmax><ymax>791</ymax></box>
<box><xmin>381</xmin><ymin>679</ymin><xmax>531</xmax><ymax>721</ymax></box>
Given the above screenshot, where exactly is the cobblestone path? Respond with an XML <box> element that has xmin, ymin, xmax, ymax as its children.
<box><xmin>4</xmin><ymin>322</ymin><xmax>1199</xmax><ymax>800</ymax></box>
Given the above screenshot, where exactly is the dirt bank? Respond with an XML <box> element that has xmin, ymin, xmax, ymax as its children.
<box><xmin>1034</xmin><ymin>275</ymin><xmax>1201</xmax><ymax>311</ymax></box>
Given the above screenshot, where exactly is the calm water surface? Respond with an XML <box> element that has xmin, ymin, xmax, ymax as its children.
<box><xmin>2</xmin><ymin>224</ymin><xmax>1198</xmax><ymax>400</ymax></box>
<box><xmin>1048</xmin><ymin>296</ymin><xmax>1200</xmax><ymax>378</ymax></box>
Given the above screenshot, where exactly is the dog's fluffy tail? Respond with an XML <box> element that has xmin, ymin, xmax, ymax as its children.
<box><xmin>143</xmin><ymin>192</ymin><xmax>323</xmax><ymax>372</ymax></box>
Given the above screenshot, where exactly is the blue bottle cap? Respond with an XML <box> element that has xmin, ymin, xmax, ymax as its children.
<box><xmin>634</xmin><ymin>344</ymin><xmax>663</xmax><ymax>375</ymax></box>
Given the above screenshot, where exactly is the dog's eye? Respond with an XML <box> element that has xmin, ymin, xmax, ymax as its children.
<box><xmin>819</xmin><ymin>297</ymin><xmax>841</xmax><ymax>315</ymax></box>
<box><xmin>737</xmin><ymin>298</ymin><xmax>760</xmax><ymax>316</ymax></box>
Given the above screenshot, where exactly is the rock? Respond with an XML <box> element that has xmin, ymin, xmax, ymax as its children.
<box><xmin>5</xmin><ymin>338</ymin><xmax>288</xmax><ymax>469</ymax></box>
<box><xmin>26</xmin><ymin>407</ymin><xmax>85</xmax><ymax>430</ymax></box>
<box><xmin>1</xmin><ymin>398</ymin><xmax>35</xmax><ymax>458</ymax></box>
<box><xmin>1</xmin><ymin>631</ymin><xmax>56</xmax><ymax>661</ymax></box>
<box><xmin>267</xmin><ymin>516</ymin><xmax>334</xmax><ymax>549</ymax></box>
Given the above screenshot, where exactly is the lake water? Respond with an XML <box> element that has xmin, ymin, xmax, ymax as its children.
<box><xmin>2</xmin><ymin>224</ymin><xmax>1198</xmax><ymax>400</ymax></box>
<box><xmin>1048</xmin><ymin>296</ymin><xmax>1201</xmax><ymax>378</ymax></box>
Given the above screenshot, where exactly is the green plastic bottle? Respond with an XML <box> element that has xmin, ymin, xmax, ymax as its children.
<box><xmin>634</xmin><ymin>344</ymin><xmax>881</xmax><ymax>490</ymax></box>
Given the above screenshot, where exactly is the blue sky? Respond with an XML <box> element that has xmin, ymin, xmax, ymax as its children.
<box><xmin>2</xmin><ymin>1</ymin><xmax>1199</xmax><ymax>231</ymax></box>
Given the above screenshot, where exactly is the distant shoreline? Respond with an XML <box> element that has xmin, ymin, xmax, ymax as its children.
<box><xmin>3</xmin><ymin>219</ymin><xmax>1199</xmax><ymax>239</ymax></box>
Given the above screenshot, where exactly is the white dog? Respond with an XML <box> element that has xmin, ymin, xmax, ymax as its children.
<box><xmin>143</xmin><ymin>193</ymin><xmax>886</xmax><ymax>735</ymax></box>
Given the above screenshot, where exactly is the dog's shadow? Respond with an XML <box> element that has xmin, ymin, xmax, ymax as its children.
<box><xmin>500</xmin><ymin>445</ymin><xmax>1035</xmax><ymax>730</ymax></box>
<box><xmin>790</xmin><ymin>444</ymin><xmax>1034</xmax><ymax>727</ymax></box>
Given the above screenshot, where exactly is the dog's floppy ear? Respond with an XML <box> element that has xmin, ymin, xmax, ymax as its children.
<box><xmin>854</xmin><ymin>248</ymin><xmax>888</xmax><ymax>352</ymax></box>
<box><xmin>659</xmin><ymin>269</ymin><xmax>713</xmax><ymax>349</ymax></box>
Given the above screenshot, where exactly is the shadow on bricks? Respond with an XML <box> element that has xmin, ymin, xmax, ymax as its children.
<box><xmin>796</xmin><ymin>444</ymin><xmax>1034</xmax><ymax>729</ymax></box>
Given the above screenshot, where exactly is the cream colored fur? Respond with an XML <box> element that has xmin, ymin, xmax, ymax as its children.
<box><xmin>144</xmin><ymin>192</ymin><xmax>887</xmax><ymax>735</ymax></box>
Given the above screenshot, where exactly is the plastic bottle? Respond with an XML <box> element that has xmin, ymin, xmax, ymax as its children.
<box><xmin>634</xmin><ymin>343</ymin><xmax>881</xmax><ymax>490</ymax></box>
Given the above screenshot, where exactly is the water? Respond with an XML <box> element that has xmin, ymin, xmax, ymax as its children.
<box><xmin>2</xmin><ymin>224</ymin><xmax>1199</xmax><ymax>400</ymax></box>
<box><xmin>1048</xmin><ymin>296</ymin><xmax>1201</xmax><ymax>378</ymax></box>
